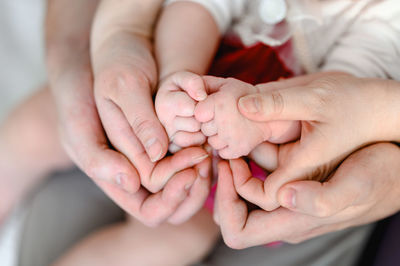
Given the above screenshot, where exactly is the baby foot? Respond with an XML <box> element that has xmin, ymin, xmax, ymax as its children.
<box><xmin>195</xmin><ymin>76</ymin><xmax>300</xmax><ymax>159</ymax></box>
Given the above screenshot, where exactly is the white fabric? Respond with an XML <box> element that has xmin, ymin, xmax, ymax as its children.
<box><xmin>164</xmin><ymin>0</ymin><xmax>246</xmax><ymax>33</ymax></box>
<box><xmin>165</xmin><ymin>0</ymin><xmax>400</xmax><ymax>79</ymax></box>
<box><xmin>0</xmin><ymin>1</ymin><xmax>46</xmax><ymax>265</ymax></box>
<box><xmin>0</xmin><ymin>0</ymin><xmax>47</xmax><ymax>123</ymax></box>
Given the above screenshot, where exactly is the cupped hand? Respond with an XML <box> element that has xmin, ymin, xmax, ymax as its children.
<box><xmin>235</xmin><ymin>72</ymin><xmax>400</xmax><ymax>211</ymax></box>
<box><xmin>215</xmin><ymin>142</ymin><xmax>400</xmax><ymax>249</ymax></box>
<box><xmin>97</xmin><ymin>146</ymin><xmax>211</xmax><ymax>226</ymax></box>
<box><xmin>48</xmin><ymin>49</ymin><xmax>142</xmax><ymax>194</ymax></box>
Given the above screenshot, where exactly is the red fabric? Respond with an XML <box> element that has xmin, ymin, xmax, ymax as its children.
<box><xmin>208</xmin><ymin>37</ymin><xmax>293</xmax><ymax>85</ymax></box>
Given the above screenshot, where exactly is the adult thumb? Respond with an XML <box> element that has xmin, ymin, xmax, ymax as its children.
<box><xmin>277</xmin><ymin>178</ymin><xmax>357</xmax><ymax>218</ymax></box>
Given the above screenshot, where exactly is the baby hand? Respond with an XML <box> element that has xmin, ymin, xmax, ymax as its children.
<box><xmin>195</xmin><ymin>76</ymin><xmax>299</xmax><ymax>159</ymax></box>
<box><xmin>155</xmin><ymin>71</ymin><xmax>208</xmax><ymax>153</ymax></box>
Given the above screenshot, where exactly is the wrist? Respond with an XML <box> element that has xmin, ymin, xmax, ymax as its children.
<box><xmin>383</xmin><ymin>79</ymin><xmax>400</xmax><ymax>143</ymax></box>
<box><xmin>46</xmin><ymin>43</ymin><xmax>91</xmax><ymax>85</ymax></box>
<box><xmin>362</xmin><ymin>78</ymin><xmax>400</xmax><ymax>143</ymax></box>
<box><xmin>91</xmin><ymin>32</ymin><xmax>158</xmax><ymax>92</ymax></box>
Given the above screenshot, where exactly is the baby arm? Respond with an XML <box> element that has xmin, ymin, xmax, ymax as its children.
<box><xmin>154</xmin><ymin>1</ymin><xmax>220</xmax><ymax>150</ymax></box>
<box><xmin>195</xmin><ymin>76</ymin><xmax>300</xmax><ymax>159</ymax></box>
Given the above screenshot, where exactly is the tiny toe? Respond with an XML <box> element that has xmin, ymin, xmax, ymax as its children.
<box><xmin>207</xmin><ymin>135</ymin><xmax>228</xmax><ymax>150</ymax></box>
<box><xmin>169</xmin><ymin>143</ymin><xmax>182</xmax><ymax>153</ymax></box>
<box><xmin>201</xmin><ymin>120</ymin><xmax>218</xmax><ymax>137</ymax></box>
<box><xmin>172</xmin><ymin>91</ymin><xmax>196</xmax><ymax>117</ymax></box>
<box><xmin>173</xmin><ymin>131</ymin><xmax>206</xmax><ymax>147</ymax></box>
<box><xmin>173</xmin><ymin>116</ymin><xmax>201</xmax><ymax>132</ymax></box>
<box><xmin>218</xmin><ymin>147</ymin><xmax>239</xmax><ymax>160</ymax></box>
<box><xmin>194</xmin><ymin>97</ymin><xmax>215</xmax><ymax>123</ymax></box>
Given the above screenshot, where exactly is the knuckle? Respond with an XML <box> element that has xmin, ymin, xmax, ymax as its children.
<box><xmin>313</xmin><ymin>197</ymin><xmax>333</xmax><ymax>218</ymax></box>
<box><xmin>186</xmin><ymin>74</ymin><xmax>203</xmax><ymax>87</ymax></box>
<box><xmin>269</xmin><ymin>91</ymin><xmax>284</xmax><ymax>116</ymax></box>
<box><xmin>83</xmin><ymin>158</ymin><xmax>99</xmax><ymax>179</ymax></box>
<box><xmin>307</xmin><ymin>81</ymin><xmax>336</xmax><ymax>117</ymax></box>
<box><xmin>96</xmin><ymin>66</ymin><xmax>150</xmax><ymax>97</ymax></box>
<box><xmin>222</xmin><ymin>233</ymin><xmax>246</xmax><ymax>250</ymax></box>
<box><xmin>130</xmin><ymin>116</ymin><xmax>156</xmax><ymax>139</ymax></box>
<box><xmin>141</xmin><ymin>217</ymin><xmax>162</xmax><ymax>228</ymax></box>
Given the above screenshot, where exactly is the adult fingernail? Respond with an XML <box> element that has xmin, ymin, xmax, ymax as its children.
<box><xmin>115</xmin><ymin>173</ymin><xmax>132</xmax><ymax>193</ymax></box>
<box><xmin>282</xmin><ymin>188</ymin><xmax>297</xmax><ymax>209</ymax></box>
<box><xmin>192</xmin><ymin>154</ymin><xmax>209</xmax><ymax>164</ymax></box>
<box><xmin>239</xmin><ymin>96</ymin><xmax>260</xmax><ymax>113</ymax></box>
<box><xmin>185</xmin><ymin>183</ymin><xmax>193</xmax><ymax>192</ymax></box>
<box><xmin>146</xmin><ymin>138</ymin><xmax>163</xmax><ymax>162</ymax></box>
<box><xmin>198</xmin><ymin>167</ymin><xmax>209</xmax><ymax>179</ymax></box>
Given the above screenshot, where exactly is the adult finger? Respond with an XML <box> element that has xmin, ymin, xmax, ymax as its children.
<box><xmin>145</xmin><ymin>147</ymin><xmax>209</xmax><ymax>193</ymax></box>
<box><xmin>168</xmin><ymin>156</ymin><xmax>212</xmax><ymax>224</ymax></box>
<box><xmin>98</xmin><ymin>71</ymin><xmax>169</xmax><ymax>163</ymax></box>
<box><xmin>96</xmin><ymin>168</ymin><xmax>197</xmax><ymax>227</ymax></box>
<box><xmin>229</xmin><ymin>159</ymin><xmax>279</xmax><ymax>211</ymax></box>
<box><xmin>216</xmin><ymin>161</ymin><xmax>249</xmax><ymax>248</ymax></box>
<box><xmin>278</xmin><ymin>146</ymin><xmax>379</xmax><ymax>217</ymax></box>
<box><xmin>217</xmin><ymin>161</ymin><xmax>319</xmax><ymax>248</ymax></box>
<box><xmin>95</xmin><ymin>97</ymin><xmax>154</xmax><ymax>180</ymax></box>
<box><xmin>248</xmin><ymin>142</ymin><xmax>278</xmax><ymax>172</ymax></box>
<box><xmin>58</xmin><ymin>92</ymin><xmax>141</xmax><ymax>193</ymax></box>
<box><xmin>238</xmin><ymin>86</ymin><xmax>320</xmax><ymax>122</ymax></box>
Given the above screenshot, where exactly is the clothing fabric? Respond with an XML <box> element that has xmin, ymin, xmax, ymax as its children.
<box><xmin>0</xmin><ymin>0</ymin><xmax>46</xmax><ymax>123</ymax></box>
<box><xmin>165</xmin><ymin>0</ymin><xmax>400</xmax><ymax>79</ymax></box>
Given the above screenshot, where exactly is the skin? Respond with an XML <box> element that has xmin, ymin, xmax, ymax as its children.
<box><xmin>195</xmin><ymin>76</ymin><xmax>301</xmax><ymax>159</ymax></box>
<box><xmin>210</xmin><ymin>73</ymin><xmax>400</xmax><ymax>249</ymax></box>
<box><xmin>46</xmin><ymin>0</ymin><xmax>213</xmax><ymax>226</ymax></box>
<box><xmin>216</xmin><ymin>142</ymin><xmax>400</xmax><ymax>249</ymax></box>
<box><xmin>231</xmin><ymin>72</ymin><xmax>400</xmax><ymax>211</ymax></box>
<box><xmin>54</xmin><ymin>3</ymin><xmax>222</xmax><ymax>264</ymax></box>
<box><xmin>155</xmin><ymin>71</ymin><xmax>208</xmax><ymax>153</ymax></box>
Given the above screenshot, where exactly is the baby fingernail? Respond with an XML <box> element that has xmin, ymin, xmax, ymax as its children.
<box><xmin>146</xmin><ymin>138</ymin><xmax>163</xmax><ymax>162</ymax></box>
<box><xmin>192</xmin><ymin>154</ymin><xmax>209</xmax><ymax>164</ymax></box>
<box><xmin>197</xmin><ymin>91</ymin><xmax>207</xmax><ymax>101</ymax></box>
<box><xmin>239</xmin><ymin>96</ymin><xmax>260</xmax><ymax>113</ymax></box>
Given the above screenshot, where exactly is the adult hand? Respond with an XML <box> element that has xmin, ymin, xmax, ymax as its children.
<box><xmin>215</xmin><ymin>142</ymin><xmax>400</xmax><ymax>249</ymax></box>
<box><xmin>47</xmin><ymin>0</ymin><xmax>212</xmax><ymax>225</ymax></box>
<box><xmin>47</xmin><ymin>0</ymin><xmax>140</xmax><ymax>193</ymax></box>
<box><xmin>97</xmin><ymin>147</ymin><xmax>211</xmax><ymax>226</ymax></box>
<box><xmin>235</xmin><ymin>72</ymin><xmax>400</xmax><ymax>210</ymax></box>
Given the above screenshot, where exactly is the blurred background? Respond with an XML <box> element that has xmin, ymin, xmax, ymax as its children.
<box><xmin>0</xmin><ymin>1</ymin><xmax>46</xmax><ymax>265</ymax></box>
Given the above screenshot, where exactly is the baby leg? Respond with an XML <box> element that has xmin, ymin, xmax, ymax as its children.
<box><xmin>0</xmin><ymin>86</ymin><xmax>72</xmax><ymax>223</ymax></box>
<box><xmin>53</xmin><ymin>208</ymin><xmax>219</xmax><ymax>266</ymax></box>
